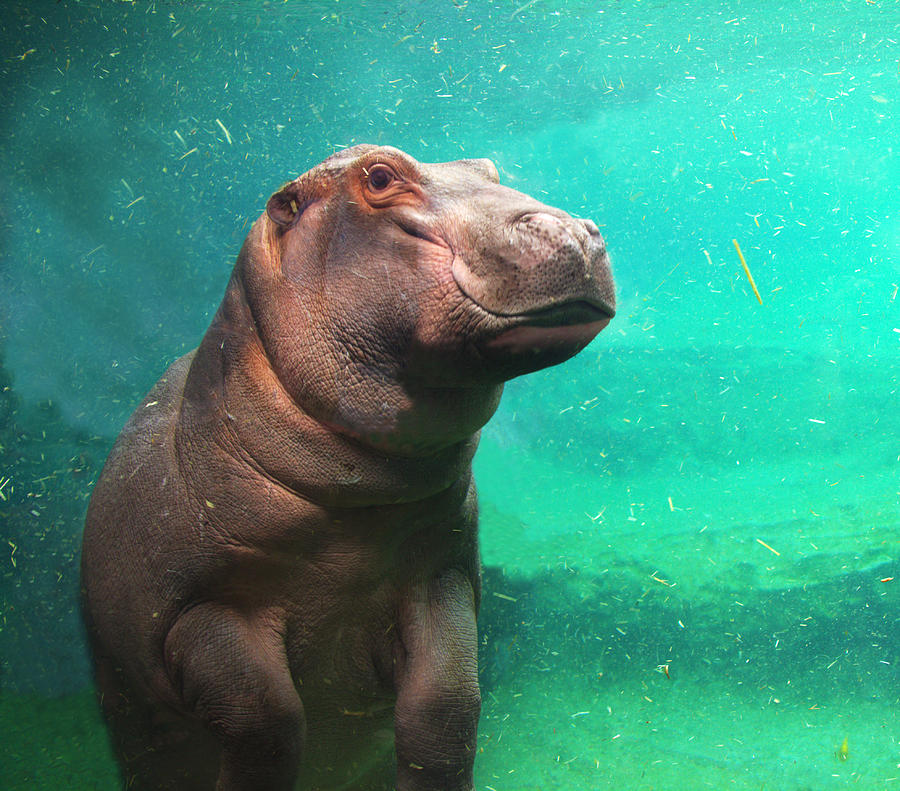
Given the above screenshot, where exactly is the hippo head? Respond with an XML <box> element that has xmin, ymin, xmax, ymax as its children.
<box><xmin>236</xmin><ymin>145</ymin><xmax>615</xmax><ymax>452</ymax></box>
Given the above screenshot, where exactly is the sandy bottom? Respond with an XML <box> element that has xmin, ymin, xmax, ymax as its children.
<box><xmin>476</xmin><ymin>670</ymin><xmax>899</xmax><ymax>790</ymax></box>
<box><xmin>3</xmin><ymin>643</ymin><xmax>897</xmax><ymax>790</ymax></box>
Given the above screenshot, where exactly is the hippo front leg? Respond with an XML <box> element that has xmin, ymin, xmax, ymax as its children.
<box><xmin>164</xmin><ymin>604</ymin><xmax>305</xmax><ymax>790</ymax></box>
<box><xmin>394</xmin><ymin>569</ymin><xmax>481</xmax><ymax>791</ymax></box>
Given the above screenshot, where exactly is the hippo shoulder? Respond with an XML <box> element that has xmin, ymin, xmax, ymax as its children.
<box><xmin>96</xmin><ymin>351</ymin><xmax>196</xmax><ymax>489</ymax></box>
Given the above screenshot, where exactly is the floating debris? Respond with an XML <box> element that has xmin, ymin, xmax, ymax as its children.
<box><xmin>215</xmin><ymin>117</ymin><xmax>232</xmax><ymax>145</ymax></box>
<box><xmin>732</xmin><ymin>238</ymin><xmax>763</xmax><ymax>304</ymax></box>
<box><xmin>837</xmin><ymin>736</ymin><xmax>849</xmax><ymax>761</ymax></box>
<box><xmin>511</xmin><ymin>0</ymin><xmax>539</xmax><ymax>18</ymax></box>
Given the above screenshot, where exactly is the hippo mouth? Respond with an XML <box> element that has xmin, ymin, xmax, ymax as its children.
<box><xmin>482</xmin><ymin>298</ymin><xmax>615</xmax><ymax>355</ymax></box>
<box><xmin>505</xmin><ymin>298</ymin><xmax>614</xmax><ymax>327</ymax></box>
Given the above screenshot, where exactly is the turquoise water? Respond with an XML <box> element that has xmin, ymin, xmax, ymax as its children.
<box><xmin>1</xmin><ymin>1</ymin><xmax>897</xmax><ymax>788</ymax></box>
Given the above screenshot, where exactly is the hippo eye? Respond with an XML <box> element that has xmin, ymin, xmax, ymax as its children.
<box><xmin>366</xmin><ymin>165</ymin><xmax>396</xmax><ymax>192</ymax></box>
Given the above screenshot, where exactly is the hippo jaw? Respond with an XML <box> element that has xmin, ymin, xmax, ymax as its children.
<box><xmin>481</xmin><ymin>303</ymin><xmax>613</xmax><ymax>355</ymax></box>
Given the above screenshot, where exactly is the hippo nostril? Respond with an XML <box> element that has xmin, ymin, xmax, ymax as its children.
<box><xmin>581</xmin><ymin>219</ymin><xmax>601</xmax><ymax>237</ymax></box>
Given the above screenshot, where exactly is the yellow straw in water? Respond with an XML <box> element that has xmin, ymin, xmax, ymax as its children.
<box><xmin>732</xmin><ymin>239</ymin><xmax>762</xmax><ymax>305</ymax></box>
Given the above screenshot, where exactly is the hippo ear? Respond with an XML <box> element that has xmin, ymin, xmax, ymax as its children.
<box><xmin>266</xmin><ymin>181</ymin><xmax>309</xmax><ymax>228</ymax></box>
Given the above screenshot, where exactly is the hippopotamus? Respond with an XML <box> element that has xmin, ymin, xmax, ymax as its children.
<box><xmin>81</xmin><ymin>144</ymin><xmax>615</xmax><ymax>790</ymax></box>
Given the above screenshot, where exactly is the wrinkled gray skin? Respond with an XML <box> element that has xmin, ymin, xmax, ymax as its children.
<box><xmin>81</xmin><ymin>145</ymin><xmax>615</xmax><ymax>791</ymax></box>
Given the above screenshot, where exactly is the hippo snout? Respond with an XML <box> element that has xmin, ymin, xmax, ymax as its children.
<box><xmin>452</xmin><ymin>207</ymin><xmax>615</xmax><ymax>321</ymax></box>
<box><xmin>513</xmin><ymin>211</ymin><xmax>606</xmax><ymax>276</ymax></box>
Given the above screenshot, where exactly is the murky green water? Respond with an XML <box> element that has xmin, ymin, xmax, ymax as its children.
<box><xmin>1</xmin><ymin>1</ymin><xmax>897</xmax><ymax>788</ymax></box>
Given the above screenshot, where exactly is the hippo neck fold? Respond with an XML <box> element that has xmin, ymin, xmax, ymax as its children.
<box><xmin>177</xmin><ymin>272</ymin><xmax>491</xmax><ymax>509</ymax></box>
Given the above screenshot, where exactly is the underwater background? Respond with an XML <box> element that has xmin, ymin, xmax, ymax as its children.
<box><xmin>1</xmin><ymin>0</ymin><xmax>897</xmax><ymax>788</ymax></box>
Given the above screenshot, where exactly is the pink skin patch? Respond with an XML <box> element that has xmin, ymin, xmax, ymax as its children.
<box><xmin>485</xmin><ymin>316</ymin><xmax>612</xmax><ymax>353</ymax></box>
